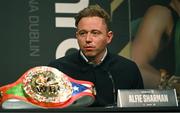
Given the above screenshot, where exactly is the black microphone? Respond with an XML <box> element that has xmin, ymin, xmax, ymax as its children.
<box><xmin>106</xmin><ymin>71</ymin><xmax>117</xmax><ymax>108</ymax></box>
<box><xmin>101</xmin><ymin>68</ymin><xmax>117</xmax><ymax>108</ymax></box>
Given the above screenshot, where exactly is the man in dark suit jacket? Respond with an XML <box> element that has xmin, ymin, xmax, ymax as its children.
<box><xmin>48</xmin><ymin>4</ymin><xmax>144</xmax><ymax>107</ymax></box>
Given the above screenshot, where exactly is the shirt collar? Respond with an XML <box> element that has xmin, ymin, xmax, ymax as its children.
<box><xmin>80</xmin><ymin>48</ymin><xmax>107</xmax><ymax>65</ymax></box>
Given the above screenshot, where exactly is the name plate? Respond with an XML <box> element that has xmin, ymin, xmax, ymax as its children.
<box><xmin>117</xmin><ymin>89</ymin><xmax>178</xmax><ymax>107</ymax></box>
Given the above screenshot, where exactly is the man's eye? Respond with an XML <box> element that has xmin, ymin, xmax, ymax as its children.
<box><xmin>78</xmin><ymin>31</ymin><xmax>87</xmax><ymax>36</ymax></box>
<box><xmin>92</xmin><ymin>31</ymin><xmax>101</xmax><ymax>35</ymax></box>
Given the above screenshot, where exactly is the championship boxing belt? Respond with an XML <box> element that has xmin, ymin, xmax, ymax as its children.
<box><xmin>0</xmin><ymin>66</ymin><xmax>96</xmax><ymax>109</ymax></box>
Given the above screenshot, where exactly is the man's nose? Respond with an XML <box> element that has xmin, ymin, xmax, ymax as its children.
<box><xmin>85</xmin><ymin>32</ymin><xmax>93</xmax><ymax>42</ymax></box>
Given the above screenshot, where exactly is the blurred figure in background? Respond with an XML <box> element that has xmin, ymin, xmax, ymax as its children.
<box><xmin>131</xmin><ymin>0</ymin><xmax>180</xmax><ymax>95</ymax></box>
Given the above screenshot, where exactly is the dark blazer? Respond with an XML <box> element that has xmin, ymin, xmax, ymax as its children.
<box><xmin>48</xmin><ymin>51</ymin><xmax>144</xmax><ymax>106</ymax></box>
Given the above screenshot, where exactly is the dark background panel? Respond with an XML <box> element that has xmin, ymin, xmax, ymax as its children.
<box><xmin>0</xmin><ymin>0</ymin><xmax>129</xmax><ymax>85</ymax></box>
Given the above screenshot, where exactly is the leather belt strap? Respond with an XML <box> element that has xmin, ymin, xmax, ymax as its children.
<box><xmin>0</xmin><ymin>66</ymin><xmax>96</xmax><ymax>109</ymax></box>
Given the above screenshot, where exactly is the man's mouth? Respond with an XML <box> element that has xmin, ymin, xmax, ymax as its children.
<box><xmin>84</xmin><ymin>46</ymin><xmax>94</xmax><ymax>51</ymax></box>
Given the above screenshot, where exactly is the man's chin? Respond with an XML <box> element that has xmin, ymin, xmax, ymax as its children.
<box><xmin>84</xmin><ymin>52</ymin><xmax>96</xmax><ymax>59</ymax></box>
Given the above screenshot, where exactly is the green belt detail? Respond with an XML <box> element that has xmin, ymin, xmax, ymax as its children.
<box><xmin>6</xmin><ymin>83</ymin><xmax>26</xmax><ymax>97</ymax></box>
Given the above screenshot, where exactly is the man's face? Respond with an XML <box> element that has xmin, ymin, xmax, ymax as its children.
<box><xmin>76</xmin><ymin>16</ymin><xmax>113</xmax><ymax>59</ymax></box>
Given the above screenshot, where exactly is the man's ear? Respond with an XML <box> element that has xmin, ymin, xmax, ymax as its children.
<box><xmin>76</xmin><ymin>31</ymin><xmax>78</xmax><ymax>38</ymax></box>
<box><xmin>107</xmin><ymin>31</ymin><xmax>113</xmax><ymax>43</ymax></box>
